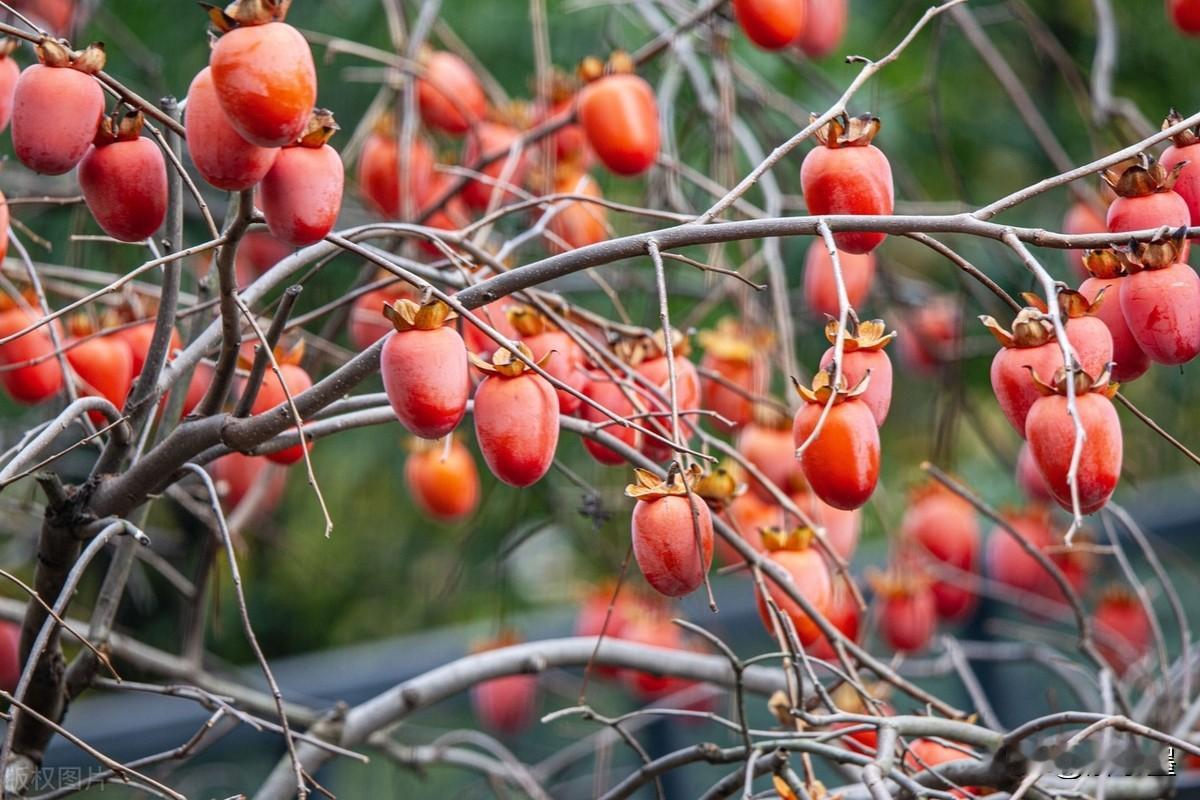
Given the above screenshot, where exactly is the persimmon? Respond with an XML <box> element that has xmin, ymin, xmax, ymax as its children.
<box><xmin>576</xmin><ymin>54</ymin><xmax>659</xmax><ymax>177</ymax></box>
<box><xmin>64</xmin><ymin>318</ymin><xmax>134</xmax><ymax>421</ymax></box>
<box><xmin>11</xmin><ymin>40</ymin><xmax>104</xmax><ymax>175</ymax></box>
<box><xmin>1078</xmin><ymin>249</ymin><xmax>1150</xmax><ymax>382</ymax></box>
<box><xmin>78</xmin><ymin>111</ymin><xmax>168</xmax><ymax>242</ymax></box>
<box><xmin>185</xmin><ymin>66</ymin><xmax>278</xmax><ymax>192</ymax></box>
<box><xmin>1018</xmin><ymin>289</ymin><xmax>1114</xmax><ymax>382</ymax></box>
<box><xmin>629</xmin><ymin>331</ymin><xmax>700</xmax><ymax>461</ymax></box>
<box><xmin>348</xmin><ymin>281</ymin><xmax>415</xmax><ymax>350</ymax></box>
<box><xmin>462</xmin><ymin>120</ymin><xmax>528</xmax><ymax>211</ymax></box>
<box><xmin>1103</xmin><ymin>154</ymin><xmax>1191</xmax><ymax>259</ymax></box>
<box><xmin>986</xmin><ymin>507</ymin><xmax>1054</xmax><ymax>595</ymax></box>
<box><xmin>794</xmin><ymin>0</ymin><xmax>848</xmax><ymax>58</ymax></box>
<box><xmin>460</xmin><ymin>296</ymin><xmax>520</xmax><ymax>362</ymax></box>
<box><xmin>249</xmin><ymin>346</ymin><xmax>313</xmax><ymax>466</ymax></box>
<box><xmin>981</xmin><ymin>307</ymin><xmax>1062</xmax><ymax>436</ymax></box>
<box><xmin>116</xmin><ymin>319</ymin><xmax>182</xmax><ymax>378</ymax></box>
<box><xmin>507</xmin><ymin>306</ymin><xmax>588</xmax><ymax>414</ymax></box>
<box><xmin>472</xmin><ymin>344</ymin><xmax>560</xmax><ymax>487</ymax></box>
<box><xmin>897</xmin><ymin>296</ymin><xmax>959</xmax><ymax>375</ymax></box>
<box><xmin>800</xmin><ymin>113</ymin><xmax>894</xmax><ymax>255</ymax></box>
<box><xmin>545</xmin><ymin>170</ymin><xmax>608</xmax><ymax>252</ymax></box>
<box><xmin>0</xmin><ymin>299</ymin><xmax>63</xmax><ymax>405</ymax></box>
<box><xmin>808</xmin><ymin>580</ymin><xmax>860</xmax><ymax>660</ymax></box>
<box><xmin>792</xmin><ymin>370</ymin><xmax>879</xmax><ymax>511</ymax></box>
<box><xmin>717</xmin><ymin>489</ymin><xmax>776</xmax><ymax>563</ymax></box>
<box><xmin>904</xmin><ymin>739</ymin><xmax>978</xmax><ymax>792</ymax></box>
<box><xmin>209</xmin><ymin>451</ymin><xmax>286</xmax><ymax>516</ymax></box>
<box><xmin>0</xmin><ymin>187</ymin><xmax>10</xmax><ymax>264</ymax></box>
<box><xmin>1094</xmin><ymin>587</ymin><xmax>1151</xmax><ymax>676</ymax></box>
<box><xmin>260</xmin><ymin>110</ymin><xmax>344</xmax><ymax>246</ymax></box>
<box><xmin>618</xmin><ymin>605</ymin><xmax>697</xmax><ymax>700</ymax></box>
<box><xmin>541</xmin><ymin>77</ymin><xmax>592</xmax><ymax>166</ymax></box>
<box><xmin>416</xmin><ymin>49</ymin><xmax>486</xmax><ymax>136</ymax></box>
<box><xmin>1062</xmin><ymin>201</ymin><xmax>1107</xmax><ymax>279</ymax></box>
<box><xmin>405</xmin><ymin>437</ymin><xmax>479</xmax><ymax>522</ymax></box>
<box><xmin>818</xmin><ymin>318</ymin><xmax>895</xmax><ymax>425</ymax></box>
<box><xmin>357</xmin><ymin>121</ymin><xmax>434</xmax><ymax>219</ymax></box>
<box><xmin>581</xmin><ymin>370</ymin><xmax>640</xmax><ymax>465</ymax></box>
<box><xmin>469</xmin><ymin>631</ymin><xmax>538</xmax><ymax>735</ymax></box>
<box><xmin>235</xmin><ymin>231</ymin><xmax>293</xmax><ymax>286</ymax></box>
<box><xmin>208</xmin><ymin>0</ymin><xmax>316</xmax><ymax>148</ymax></box>
<box><xmin>738</xmin><ymin>411</ymin><xmax>804</xmax><ymax>501</ymax></box>
<box><xmin>793</xmin><ymin>490</ymin><xmax>861</xmax><ymax>561</ymax></box>
<box><xmin>803</xmin><ymin>241</ymin><xmax>876</xmax><ymax>318</ymax></box>
<box><xmin>0</xmin><ymin>40</ymin><xmax>20</xmax><ymax>134</ymax></box>
<box><xmin>1119</xmin><ymin>238</ymin><xmax>1200</xmax><ymax>365</ymax></box>
<box><xmin>899</xmin><ymin>482</ymin><xmax>979</xmax><ymax>622</ymax></box>
<box><xmin>627</xmin><ymin>467</ymin><xmax>714</xmax><ymax>597</ymax></box>
<box><xmin>872</xmin><ymin>569</ymin><xmax>938</xmax><ymax>653</ymax></box>
<box><xmin>697</xmin><ymin>319</ymin><xmax>769</xmax><ymax>430</ymax></box>
<box><xmin>733</xmin><ymin>0</ymin><xmax>805</xmax><ymax>50</ymax></box>
<box><xmin>755</xmin><ymin>526</ymin><xmax>832</xmax><ymax>645</ymax></box>
<box><xmin>1169</xmin><ymin>0</ymin><xmax>1200</xmax><ymax>36</ymax></box>
<box><xmin>380</xmin><ymin>300</ymin><xmax>469</xmax><ymax>439</ymax></box>
<box><xmin>1025</xmin><ymin>367</ymin><xmax>1122</xmax><ymax>515</ymax></box>
<box><xmin>1015</xmin><ymin>442</ymin><xmax>1055</xmax><ymax>504</ymax></box>
<box><xmin>0</xmin><ymin>621</ymin><xmax>19</xmax><ymax>694</ymax></box>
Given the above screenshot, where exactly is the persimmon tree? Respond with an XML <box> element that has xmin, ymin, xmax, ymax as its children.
<box><xmin>0</xmin><ymin>0</ymin><xmax>1196</xmax><ymax>798</ymax></box>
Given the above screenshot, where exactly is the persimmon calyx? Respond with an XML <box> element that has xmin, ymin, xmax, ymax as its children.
<box><xmin>236</xmin><ymin>338</ymin><xmax>305</xmax><ymax>370</ymax></box>
<box><xmin>1021</xmin><ymin>287</ymin><xmax>1104</xmax><ymax>319</ymax></box>
<box><xmin>697</xmin><ymin>317</ymin><xmax>771</xmax><ymax>362</ymax></box>
<box><xmin>37</xmin><ymin>39</ymin><xmax>106</xmax><ymax>73</ymax></box>
<box><xmin>383</xmin><ymin>298</ymin><xmax>457</xmax><ymax>332</ymax></box>
<box><xmin>1164</xmin><ymin>108</ymin><xmax>1200</xmax><ymax>149</ymax></box>
<box><xmin>0</xmin><ymin>38</ymin><xmax>19</xmax><ymax>59</ymax></box>
<box><xmin>624</xmin><ymin>464</ymin><xmax>703</xmax><ymax>501</ymax></box>
<box><xmin>1124</xmin><ymin>234</ymin><xmax>1187</xmax><ymax>271</ymax></box>
<box><xmin>831</xmin><ymin>680</ymin><xmax>891</xmax><ymax>713</ymax></box>
<box><xmin>693</xmin><ymin>465</ymin><xmax>745</xmax><ymax>509</ymax></box>
<box><xmin>792</xmin><ymin>367</ymin><xmax>869</xmax><ymax>405</ymax></box>
<box><xmin>293</xmin><ymin>109</ymin><xmax>339</xmax><ymax>148</ymax></box>
<box><xmin>823</xmin><ymin>318</ymin><xmax>896</xmax><ymax>352</ymax></box>
<box><xmin>204</xmin><ymin>0</ymin><xmax>292</xmax><ymax>31</ymax></box>
<box><xmin>760</xmin><ymin>525</ymin><xmax>816</xmax><ymax>552</ymax></box>
<box><xmin>979</xmin><ymin>308</ymin><xmax>1054</xmax><ymax>349</ymax></box>
<box><xmin>752</xmin><ymin>404</ymin><xmax>792</xmax><ymax>431</ymax></box>
<box><xmin>865</xmin><ymin>566</ymin><xmax>931</xmax><ymax>598</ymax></box>
<box><xmin>810</xmin><ymin>112</ymin><xmax>881</xmax><ymax>149</ymax></box>
<box><xmin>1026</xmin><ymin>363</ymin><xmax>1117</xmax><ymax>398</ymax></box>
<box><xmin>1082</xmin><ymin>249</ymin><xmax>1132</xmax><ymax>279</ymax></box>
<box><xmin>615</xmin><ymin>328</ymin><xmax>690</xmax><ymax>365</ymax></box>
<box><xmin>1098</xmin><ymin>584</ymin><xmax>1140</xmax><ymax>608</ymax></box>
<box><xmin>1101</xmin><ymin>152</ymin><xmax>1184</xmax><ymax>197</ymax></box>
<box><xmin>95</xmin><ymin>110</ymin><xmax>144</xmax><ymax>146</ymax></box>
<box><xmin>468</xmin><ymin>341</ymin><xmax>550</xmax><ymax>377</ymax></box>
<box><xmin>506</xmin><ymin>304</ymin><xmax>550</xmax><ymax>337</ymax></box>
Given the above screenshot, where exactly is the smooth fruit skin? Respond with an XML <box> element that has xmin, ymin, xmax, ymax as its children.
<box><xmin>210</xmin><ymin>22</ymin><xmax>316</xmax><ymax>148</ymax></box>
<box><xmin>1095</xmin><ymin>597</ymin><xmax>1150</xmax><ymax>676</ymax></box>
<box><xmin>78</xmin><ymin>137</ymin><xmax>169</xmax><ymax>242</ymax></box>
<box><xmin>357</xmin><ymin>130</ymin><xmax>433</xmax><ymax>219</ymax></box>
<box><xmin>474</xmin><ymin>372</ymin><xmax>560</xmax><ymax>487</ymax></box>
<box><xmin>1079</xmin><ymin>276</ymin><xmax>1150</xmax><ymax>382</ymax></box>
<box><xmin>738</xmin><ymin>423</ymin><xmax>803</xmax><ymax>501</ymax></box>
<box><xmin>1169</xmin><ymin>0</ymin><xmax>1200</xmax><ymax>34</ymax></box>
<box><xmin>185</xmin><ymin>67</ymin><xmax>278</xmax><ymax>192</ymax></box>
<box><xmin>235</xmin><ymin>231</ymin><xmax>292</xmax><ymax>285</ymax></box>
<box><xmin>1162</xmin><ymin>142</ymin><xmax>1200</xmax><ymax>226</ymax></box>
<box><xmin>210</xmin><ymin>451</ymin><xmax>286</xmax><ymax>515</ymax></box>
<box><xmin>0</xmin><ymin>309</ymin><xmax>62</xmax><ymax>404</ymax></box>
<box><xmin>381</xmin><ymin>327</ymin><xmax>469</xmax><ymax>439</ymax></box>
<box><xmin>12</xmin><ymin>64</ymin><xmax>103</xmax><ymax>174</ymax></box>
<box><xmin>260</xmin><ymin>144</ymin><xmax>344</xmax><ymax>246</ymax></box>
<box><xmin>66</xmin><ymin>335</ymin><xmax>134</xmax><ymax>419</ymax></box>
<box><xmin>793</xmin><ymin>492</ymin><xmax>861</xmax><ymax>561</ymax></box>
<box><xmin>546</xmin><ymin>172</ymin><xmax>608</xmax><ymax>252</ymax></box>
<box><xmin>803</xmin><ymin>241</ymin><xmax>875</xmax><ymax>318</ymax></box>
<box><xmin>631</xmin><ymin>495</ymin><xmax>714</xmax><ymax>597</ymax></box>
<box><xmin>986</xmin><ymin>513</ymin><xmax>1052</xmax><ymax>594</ymax></box>
<box><xmin>989</xmin><ymin>340</ymin><xmax>1062</xmax><ymax>436</ymax></box>
<box><xmin>1119</xmin><ymin>263</ymin><xmax>1200</xmax><ymax>365</ymax></box>
<box><xmin>795</xmin><ymin>0</ymin><xmax>848</xmax><ymax>58</ymax></box>
<box><xmin>417</xmin><ymin>51</ymin><xmax>486</xmax><ymax>136</ymax></box>
<box><xmin>717</xmin><ymin>491</ymin><xmax>776</xmax><ymax>564</ymax></box>
<box><xmin>808</xmin><ymin>582</ymin><xmax>860</xmax><ymax>660</ymax></box>
<box><xmin>1063</xmin><ymin>202</ymin><xmax>1106</xmax><ymax>279</ymax></box>
<box><xmin>636</xmin><ymin>354</ymin><xmax>700</xmax><ymax>461</ymax></box>
<box><xmin>251</xmin><ymin>363</ymin><xmax>314</xmax><ymax>465</ymax></box>
<box><xmin>581</xmin><ymin>371</ymin><xmax>639</xmax><ymax>465</ymax></box>
<box><xmin>471</xmin><ymin>673</ymin><xmax>537</xmax><ymax>736</ymax></box>
<box><xmin>1064</xmin><ymin>315</ymin><xmax>1114</xmax><ymax>378</ymax></box>
<box><xmin>1026</xmin><ymin>392</ymin><xmax>1122</xmax><ymax>515</ymax></box>
<box><xmin>0</xmin><ymin>54</ymin><xmax>19</xmax><ymax>133</ymax></box>
<box><xmin>1107</xmin><ymin>191</ymin><xmax>1191</xmax><ymax>259</ymax></box>
<box><xmin>733</xmin><ymin>0</ymin><xmax>805</xmax><ymax>50</ymax></box>
<box><xmin>0</xmin><ymin>621</ymin><xmax>20</xmax><ymax>693</ymax></box>
<box><xmin>460</xmin><ymin>299</ymin><xmax>519</xmax><ymax>361</ymax></box>
<box><xmin>577</xmin><ymin>74</ymin><xmax>660</xmax><ymax>177</ymax></box>
<box><xmin>0</xmin><ymin>188</ymin><xmax>8</xmax><ymax>263</ymax></box>
<box><xmin>405</xmin><ymin>440</ymin><xmax>480</xmax><ymax>522</ymax></box>
<box><xmin>699</xmin><ymin>354</ymin><xmax>756</xmax><ymax>431</ymax></box>
<box><xmin>462</xmin><ymin>122</ymin><xmax>528</xmax><ymax>211</ymax></box>
<box><xmin>117</xmin><ymin>322</ymin><xmax>182</xmax><ymax>377</ymax></box>
<box><xmin>800</xmin><ymin>144</ymin><xmax>894</xmax><ymax>254</ymax></box>
<box><xmin>755</xmin><ymin>547</ymin><xmax>832</xmax><ymax>644</ymax></box>
<box><xmin>900</xmin><ymin>493</ymin><xmax>980</xmax><ymax>621</ymax></box>
<box><xmin>1015</xmin><ymin>442</ymin><xmax>1056</xmax><ymax>504</ymax></box>
<box><xmin>793</xmin><ymin>400</ymin><xmax>879</xmax><ymax>510</ymax></box>
<box><xmin>819</xmin><ymin>346</ymin><xmax>892</xmax><ymax>425</ymax></box>
<box><xmin>521</xmin><ymin>330</ymin><xmax>588</xmax><ymax>414</ymax></box>
<box><xmin>877</xmin><ymin>588</ymin><xmax>937</xmax><ymax>652</ymax></box>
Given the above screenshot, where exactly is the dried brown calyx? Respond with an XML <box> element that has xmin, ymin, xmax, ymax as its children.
<box><xmin>760</xmin><ymin>525</ymin><xmax>817</xmax><ymax>553</ymax></box>
<box><xmin>697</xmin><ymin>317</ymin><xmax>773</xmax><ymax>363</ymax></box>
<box><xmin>979</xmin><ymin>307</ymin><xmax>1055</xmax><ymax>349</ymax></box>
<box><xmin>831</xmin><ymin>680</ymin><xmax>891</xmax><ymax>714</ymax></box>
<box><xmin>1098</xmin><ymin>584</ymin><xmax>1140</xmax><ymax>609</ymax></box>
<box><xmin>66</xmin><ymin>313</ymin><xmax>95</xmax><ymax>338</ymax></box>
<box><xmin>1124</xmin><ymin>234</ymin><xmax>1187</xmax><ymax>271</ymax></box>
<box><xmin>506</xmin><ymin>304</ymin><xmax>552</xmax><ymax>337</ymax></box>
<box><xmin>824</xmin><ymin>317</ymin><xmax>896</xmax><ymax>352</ymax></box>
<box><xmin>865</xmin><ymin>565</ymin><xmax>931</xmax><ymax>599</ymax></box>
<box><xmin>1082</xmin><ymin>249</ymin><xmax>1133</xmax><ymax>279</ymax></box>
<box><xmin>545</xmin><ymin>67</ymin><xmax>580</xmax><ymax>104</ymax></box>
<box><xmin>693</xmin><ymin>465</ymin><xmax>746</xmax><ymax>510</ymax></box>
<box><xmin>811</xmin><ymin>112</ymin><xmax>881</xmax><ymax>149</ymax></box>
<box><xmin>752</xmin><ymin>403</ymin><xmax>792</xmax><ymax>431</ymax></box>
<box><xmin>237</xmin><ymin>337</ymin><xmax>305</xmax><ymax>370</ymax></box>
<box><xmin>577</xmin><ymin>50</ymin><xmax>635</xmax><ymax>83</ymax></box>
<box><xmin>37</xmin><ymin>39</ymin><xmax>105</xmax><ymax>73</ymax></box>
<box><xmin>1027</xmin><ymin>363</ymin><xmax>1117</xmax><ymax>398</ymax></box>
<box><xmin>204</xmin><ymin>0</ymin><xmax>292</xmax><ymax>31</ymax></box>
<box><xmin>468</xmin><ymin>341</ymin><xmax>550</xmax><ymax>377</ymax></box>
<box><xmin>614</xmin><ymin>328</ymin><xmax>690</xmax><ymax>366</ymax></box>
<box><xmin>792</xmin><ymin>367</ymin><xmax>869</xmax><ymax>406</ymax></box>
<box><xmin>383</xmin><ymin>298</ymin><xmax>457</xmax><ymax>332</ymax></box>
<box><xmin>624</xmin><ymin>464</ymin><xmax>702</xmax><ymax>501</ymax></box>
<box><xmin>292</xmin><ymin>109</ymin><xmax>338</xmax><ymax>148</ymax></box>
<box><xmin>1101</xmin><ymin>152</ymin><xmax>1185</xmax><ymax>197</ymax></box>
<box><xmin>1163</xmin><ymin>108</ymin><xmax>1200</xmax><ymax>149</ymax></box>
<box><xmin>1021</xmin><ymin>287</ymin><xmax>1106</xmax><ymax>319</ymax></box>
<box><xmin>94</xmin><ymin>110</ymin><xmax>144</xmax><ymax>146</ymax></box>
<box><xmin>0</xmin><ymin>38</ymin><xmax>19</xmax><ymax>59</ymax></box>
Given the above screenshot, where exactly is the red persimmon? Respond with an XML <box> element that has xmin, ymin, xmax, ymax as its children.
<box><xmin>800</xmin><ymin>114</ymin><xmax>894</xmax><ymax>255</ymax></box>
<box><xmin>472</xmin><ymin>344</ymin><xmax>560</xmax><ymax>487</ymax></box>
<box><xmin>755</xmin><ymin>526</ymin><xmax>832</xmax><ymax>645</ymax></box>
<box><xmin>249</xmin><ymin>357</ymin><xmax>314</xmax><ymax>466</ymax></box>
<box><xmin>380</xmin><ymin>300</ymin><xmax>469</xmax><ymax>440</ymax></box>
<box><xmin>818</xmin><ymin>318</ymin><xmax>895</xmax><ymax>425</ymax></box>
<box><xmin>12</xmin><ymin>40</ymin><xmax>104</xmax><ymax>175</ymax></box>
<box><xmin>356</xmin><ymin>121</ymin><xmax>434</xmax><ymax>219</ymax></box>
<box><xmin>733</xmin><ymin>0</ymin><xmax>805</xmax><ymax>50</ymax></box>
<box><xmin>697</xmin><ymin>319</ymin><xmax>770</xmax><ymax>431</ymax></box>
<box><xmin>404</xmin><ymin>437</ymin><xmax>480</xmax><ymax>523</ymax></box>
<box><xmin>259</xmin><ymin>110</ymin><xmax>344</xmax><ymax>247</ymax></box>
<box><xmin>1119</xmin><ymin>238</ymin><xmax>1200</xmax><ymax>365</ymax></box>
<box><xmin>416</xmin><ymin>50</ymin><xmax>487</xmax><ymax>136</ymax></box>
<box><xmin>1078</xmin><ymin>249</ymin><xmax>1150</xmax><ymax>383</ymax></box>
<box><xmin>627</xmin><ymin>468</ymin><xmax>715</xmax><ymax>597</ymax></box>
<box><xmin>794</xmin><ymin>0</ymin><xmax>848</xmax><ymax>58</ymax></box>
<box><xmin>79</xmin><ymin>111</ymin><xmax>168</xmax><ymax>243</ymax></box>
<box><xmin>185</xmin><ymin>66</ymin><xmax>278</xmax><ymax>192</ymax></box>
<box><xmin>577</xmin><ymin>55</ymin><xmax>659</xmax><ymax>177</ymax></box>
<box><xmin>803</xmin><ymin>240</ymin><xmax>877</xmax><ymax>318</ymax></box>
<box><xmin>792</xmin><ymin>370</ymin><xmax>880</xmax><ymax>511</ymax></box>
<box><xmin>507</xmin><ymin>306</ymin><xmax>588</xmax><ymax>414</ymax></box>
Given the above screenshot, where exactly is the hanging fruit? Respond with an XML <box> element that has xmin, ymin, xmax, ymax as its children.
<box><xmin>259</xmin><ymin>109</ymin><xmax>344</xmax><ymax>246</ymax></box>
<box><xmin>626</xmin><ymin>466</ymin><xmax>714</xmax><ymax>597</ymax></box>
<box><xmin>78</xmin><ymin>111</ymin><xmax>168</xmax><ymax>242</ymax></box>
<box><xmin>792</xmin><ymin>368</ymin><xmax>880</xmax><ymax>511</ymax></box>
<box><xmin>818</xmin><ymin>318</ymin><xmax>896</xmax><ymax>425</ymax></box>
<box><xmin>185</xmin><ymin>66</ymin><xmax>279</xmax><ymax>191</ymax></box>
<box><xmin>11</xmin><ymin>39</ymin><xmax>104</xmax><ymax>175</ymax></box>
<box><xmin>754</xmin><ymin>525</ymin><xmax>832</xmax><ymax>645</ymax></box>
<box><xmin>471</xmin><ymin>343</ymin><xmax>561</xmax><ymax>487</ymax></box>
<box><xmin>576</xmin><ymin>53</ymin><xmax>660</xmax><ymax>177</ymax></box>
<box><xmin>380</xmin><ymin>299</ymin><xmax>469</xmax><ymax>440</ymax></box>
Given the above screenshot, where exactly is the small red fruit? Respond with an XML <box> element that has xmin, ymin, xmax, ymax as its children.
<box><xmin>1094</xmin><ymin>587</ymin><xmax>1151</xmax><ymax>676</ymax></box>
<box><xmin>472</xmin><ymin>344</ymin><xmax>561</xmax><ymax>487</ymax></box>
<box><xmin>581</xmin><ymin>370</ymin><xmax>641</xmax><ymax>465</ymax></box>
<box><xmin>208</xmin><ymin>3</ymin><xmax>316</xmax><ymax>147</ymax></box>
<box><xmin>733</xmin><ymin>0</ymin><xmax>805</xmax><ymax>50</ymax></box>
<box><xmin>460</xmin><ymin>295</ymin><xmax>520</xmax><ymax>362</ymax></box>
<box><xmin>416</xmin><ymin>50</ymin><xmax>487</xmax><ymax>136</ymax></box>
<box><xmin>800</xmin><ymin>114</ymin><xmax>894</xmax><ymax>255</ymax></box>
<box><xmin>755</xmin><ymin>526</ymin><xmax>832</xmax><ymax>645</ymax></box>
<box><xmin>738</xmin><ymin>412</ymin><xmax>804</xmax><ymax>501</ymax></box>
<box><xmin>381</xmin><ymin>300</ymin><xmax>469</xmax><ymax>439</ymax></box>
<box><xmin>462</xmin><ymin>120</ymin><xmax>529</xmax><ymax>211</ymax></box>
<box><xmin>0</xmin><ymin>621</ymin><xmax>20</xmax><ymax>693</ymax></box>
<box><xmin>1078</xmin><ymin>250</ymin><xmax>1150</xmax><ymax>383</ymax></box>
<box><xmin>260</xmin><ymin>110</ymin><xmax>344</xmax><ymax>247</ymax></box>
<box><xmin>356</xmin><ymin>122</ymin><xmax>433</xmax><ymax>219</ymax></box>
<box><xmin>576</xmin><ymin>54</ymin><xmax>660</xmax><ymax>177</ymax></box>
<box><xmin>12</xmin><ymin>40</ymin><xmax>104</xmax><ymax>175</ymax></box>
<box><xmin>872</xmin><ymin>569</ymin><xmax>938</xmax><ymax>653</ymax></box>
<box><xmin>0</xmin><ymin>299</ymin><xmax>63</xmax><ymax>405</ymax></box>
<box><xmin>981</xmin><ymin>307</ymin><xmax>1062</xmax><ymax>436</ymax></box>
<box><xmin>793</xmin><ymin>490</ymin><xmax>861</xmax><ymax>562</ymax></box>
<box><xmin>1103</xmin><ymin>154</ymin><xmax>1191</xmax><ymax>259</ymax></box>
<box><xmin>794</xmin><ymin>0</ymin><xmax>848</xmax><ymax>58</ymax></box>
<box><xmin>470</xmin><ymin>631</ymin><xmax>538</xmax><ymax>736</ymax></box>
<box><xmin>79</xmin><ymin>111</ymin><xmax>168</xmax><ymax>242</ymax></box>
<box><xmin>1119</xmin><ymin>238</ymin><xmax>1200</xmax><ymax>365</ymax></box>
<box><xmin>792</xmin><ymin>370</ymin><xmax>880</xmax><ymax>511</ymax></box>
<box><xmin>697</xmin><ymin>318</ymin><xmax>770</xmax><ymax>430</ymax></box>
<box><xmin>986</xmin><ymin>507</ymin><xmax>1055</xmax><ymax>595</ymax></box>
<box><xmin>545</xmin><ymin>170</ymin><xmax>609</xmax><ymax>252</ymax></box>
<box><xmin>249</xmin><ymin>349</ymin><xmax>314</xmax><ymax>466</ymax></box>
<box><xmin>1063</xmin><ymin>201</ymin><xmax>1107</xmax><ymax>279</ymax></box>
<box><xmin>1170</xmin><ymin>0</ymin><xmax>1200</xmax><ymax>33</ymax></box>
<box><xmin>808</xmin><ymin>580</ymin><xmax>860</xmax><ymax>660</ymax></box>
<box><xmin>717</xmin><ymin>489</ymin><xmax>776</xmax><ymax>564</ymax></box>
<box><xmin>630</xmin><ymin>331</ymin><xmax>701</xmax><ymax>461</ymax></box>
<box><xmin>507</xmin><ymin>306</ymin><xmax>588</xmax><ymax>414</ymax></box>
<box><xmin>1025</xmin><ymin>367</ymin><xmax>1122</xmax><ymax>515</ymax></box>
<box><xmin>899</xmin><ymin>482</ymin><xmax>979</xmax><ymax>622</ymax></box>
<box><xmin>627</xmin><ymin>467</ymin><xmax>715</xmax><ymax>597</ymax></box>
<box><xmin>348</xmin><ymin>280</ymin><xmax>416</xmax><ymax>351</ymax></box>
<box><xmin>116</xmin><ymin>319</ymin><xmax>183</xmax><ymax>378</ymax></box>
<box><xmin>405</xmin><ymin>437</ymin><xmax>480</xmax><ymax>522</ymax></box>
<box><xmin>209</xmin><ymin>451</ymin><xmax>286</xmax><ymax>516</ymax></box>
<box><xmin>0</xmin><ymin>40</ymin><xmax>21</xmax><ymax>134</ymax></box>
<box><xmin>818</xmin><ymin>318</ymin><xmax>895</xmax><ymax>425</ymax></box>
<box><xmin>185</xmin><ymin>66</ymin><xmax>278</xmax><ymax>192</ymax></box>
<box><xmin>65</xmin><ymin>320</ymin><xmax>134</xmax><ymax>420</ymax></box>
<box><xmin>803</xmin><ymin>241</ymin><xmax>876</xmax><ymax>318</ymax></box>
